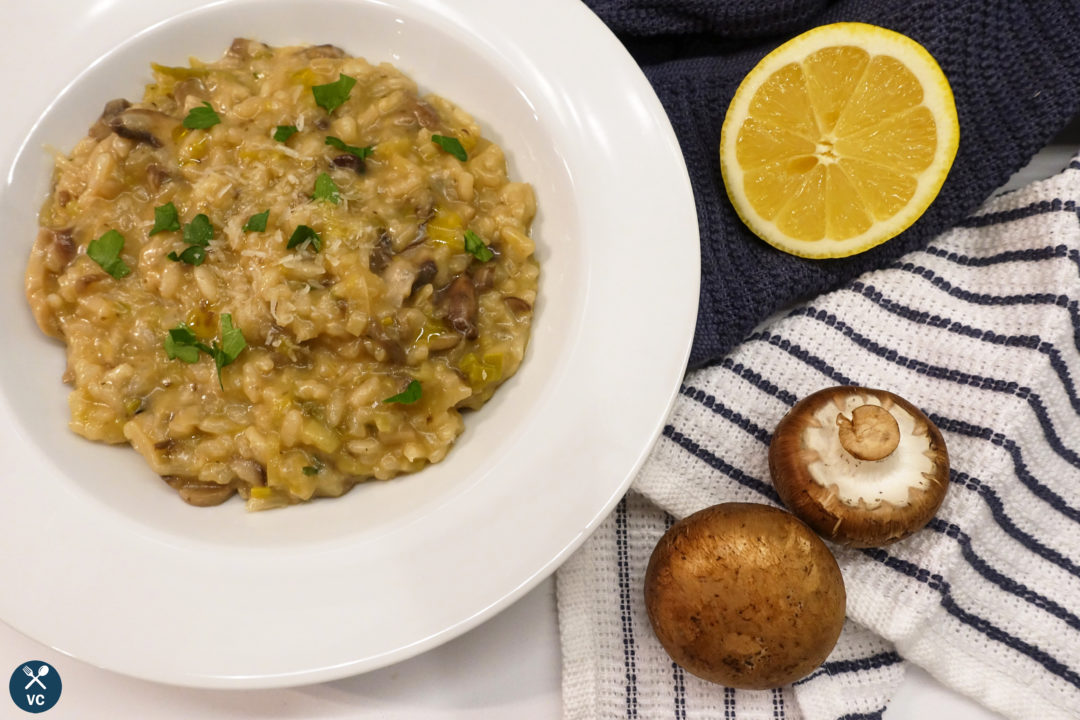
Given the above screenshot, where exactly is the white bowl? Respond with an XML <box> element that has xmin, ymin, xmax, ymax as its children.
<box><xmin>0</xmin><ymin>0</ymin><xmax>698</xmax><ymax>687</ymax></box>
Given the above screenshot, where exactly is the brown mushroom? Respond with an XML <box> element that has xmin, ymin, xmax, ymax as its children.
<box><xmin>769</xmin><ymin>386</ymin><xmax>949</xmax><ymax>548</ymax></box>
<box><xmin>298</xmin><ymin>43</ymin><xmax>347</xmax><ymax>59</ymax></box>
<box><xmin>364</xmin><ymin>319</ymin><xmax>407</xmax><ymax>365</ymax></box>
<box><xmin>645</xmin><ymin>502</ymin><xmax>846</xmax><ymax>689</ymax></box>
<box><xmin>426</xmin><ymin>333</ymin><xmax>462</xmax><ymax>353</ymax></box>
<box><xmin>75</xmin><ymin>272</ymin><xmax>109</xmax><ymax>291</ymax></box>
<box><xmin>173</xmin><ymin>78</ymin><xmax>208</xmax><ymax>109</ymax></box>
<box><xmin>445</xmin><ymin>275</ymin><xmax>478</xmax><ymax>339</ymax></box>
<box><xmin>146</xmin><ymin>163</ymin><xmax>171</xmax><ymax>192</ymax></box>
<box><xmin>410</xmin><ymin>260</ymin><xmax>438</xmax><ymax>295</ymax></box>
<box><xmin>108</xmin><ymin>108</ymin><xmax>179</xmax><ymax>148</ymax></box>
<box><xmin>227</xmin><ymin>37</ymin><xmax>269</xmax><ymax>60</ymax></box>
<box><xmin>382</xmin><ymin>251</ymin><xmax>437</xmax><ymax>308</ymax></box>
<box><xmin>369</xmin><ymin>231</ymin><xmax>394</xmax><ymax>274</ymax></box>
<box><xmin>470</xmin><ymin>263</ymin><xmax>496</xmax><ymax>293</ymax></box>
<box><xmin>411</xmin><ymin>99</ymin><xmax>441</xmax><ymax>129</ymax></box>
<box><xmin>332</xmin><ymin>153</ymin><xmax>366</xmax><ymax>174</ymax></box>
<box><xmin>88</xmin><ymin>98</ymin><xmax>132</xmax><ymax>140</ymax></box>
<box><xmin>40</xmin><ymin>227</ymin><xmax>76</xmax><ymax>272</ymax></box>
<box><xmin>163</xmin><ymin>475</ymin><xmax>236</xmax><ymax>507</ymax></box>
<box><xmin>504</xmin><ymin>296</ymin><xmax>532</xmax><ymax>318</ymax></box>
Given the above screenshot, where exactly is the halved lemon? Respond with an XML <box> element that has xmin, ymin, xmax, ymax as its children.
<box><xmin>719</xmin><ymin>23</ymin><xmax>959</xmax><ymax>258</ymax></box>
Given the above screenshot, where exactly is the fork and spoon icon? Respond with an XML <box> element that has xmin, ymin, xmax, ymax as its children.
<box><xmin>21</xmin><ymin>664</ymin><xmax>48</xmax><ymax>690</ymax></box>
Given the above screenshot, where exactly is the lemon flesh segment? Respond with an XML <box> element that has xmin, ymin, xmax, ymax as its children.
<box><xmin>825</xmin><ymin>164</ymin><xmax>874</xmax><ymax>240</ymax></box>
<box><xmin>775</xmin><ymin>162</ymin><xmax>827</xmax><ymax>242</ymax></box>
<box><xmin>721</xmin><ymin>23</ymin><xmax>959</xmax><ymax>258</ymax></box>
<box><xmin>834</xmin><ymin>106</ymin><xmax>937</xmax><ymax>174</ymax></box>
<box><xmin>833</xmin><ymin>55</ymin><xmax>926</xmax><ymax>138</ymax></box>
<box><xmin>802</xmin><ymin>46</ymin><xmax>870</xmax><ymax>135</ymax></box>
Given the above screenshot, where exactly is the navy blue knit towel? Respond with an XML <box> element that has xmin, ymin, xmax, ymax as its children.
<box><xmin>583</xmin><ymin>0</ymin><xmax>1080</xmax><ymax>368</ymax></box>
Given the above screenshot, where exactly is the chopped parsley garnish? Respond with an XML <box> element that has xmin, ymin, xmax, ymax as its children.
<box><xmin>182</xmin><ymin>102</ymin><xmax>221</xmax><ymax>130</ymax></box>
<box><xmin>273</xmin><ymin>125</ymin><xmax>298</xmax><ymax>142</ymax></box>
<box><xmin>302</xmin><ymin>465</ymin><xmax>320</xmax><ymax>476</ymax></box>
<box><xmin>87</xmin><ymin>230</ymin><xmax>131</xmax><ymax>279</ymax></box>
<box><xmin>168</xmin><ymin>213</ymin><xmax>214</xmax><ymax>264</ymax></box>
<box><xmin>243</xmin><ymin>210</ymin><xmax>269</xmax><ymax>232</ymax></box>
<box><xmin>287</xmin><ymin>225</ymin><xmax>322</xmax><ymax>252</ymax></box>
<box><xmin>216</xmin><ymin>314</ymin><xmax>247</xmax><ymax>380</ymax></box>
<box><xmin>464</xmin><ymin>230</ymin><xmax>494</xmax><ymax>262</ymax></box>
<box><xmin>312</xmin><ymin>73</ymin><xmax>356</xmax><ymax>114</ymax></box>
<box><xmin>183</xmin><ymin>213</ymin><xmax>214</xmax><ymax>246</ymax></box>
<box><xmin>431</xmin><ymin>134</ymin><xmax>467</xmax><ymax>161</ymax></box>
<box><xmin>164</xmin><ymin>325</ymin><xmax>201</xmax><ymax>363</ymax></box>
<box><xmin>313</xmin><ymin>172</ymin><xmax>340</xmax><ymax>204</ymax></box>
<box><xmin>167</xmin><ymin>245</ymin><xmax>206</xmax><ymax>265</ymax></box>
<box><xmin>325</xmin><ymin>136</ymin><xmax>373</xmax><ymax>160</ymax></box>
<box><xmin>149</xmin><ymin>202</ymin><xmax>181</xmax><ymax>236</ymax></box>
<box><xmin>163</xmin><ymin>314</ymin><xmax>246</xmax><ymax>389</ymax></box>
<box><xmin>383</xmin><ymin>379</ymin><xmax>422</xmax><ymax>404</ymax></box>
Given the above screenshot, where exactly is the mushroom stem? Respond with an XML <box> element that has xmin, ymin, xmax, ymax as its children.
<box><xmin>836</xmin><ymin>404</ymin><xmax>900</xmax><ymax>461</ymax></box>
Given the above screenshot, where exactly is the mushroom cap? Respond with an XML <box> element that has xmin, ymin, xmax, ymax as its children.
<box><xmin>769</xmin><ymin>386</ymin><xmax>949</xmax><ymax>548</ymax></box>
<box><xmin>644</xmin><ymin>502</ymin><xmax>846</xmax><ymax>689</ymax></box>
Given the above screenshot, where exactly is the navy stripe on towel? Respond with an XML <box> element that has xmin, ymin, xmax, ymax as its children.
<box><xmin>954</xmin><ymin>198</ymin><xmax>1076</xmax><ymax>228</ymax></box>
<box><xmin>847</xmin><ymin>280</ymin><xmax>1080</xmax><ymax>417</ymax></box>
<box><xmin>930</xmin><ymin>414</ymin><xmax>1080</xmax><ymax>524</ymax></box>
<box><xmin>890</xmin><ymin>263</ymin><xmax>1080</xmax><ymax>353</ymax></box>
<box><xmin>795</xmin><ymin>651</ymin><xmax>903</xmax><ymax>686</ymax></box>
<box><xmin>718</xmin><ymin>358</ymin><xmax>800</xmax><ymax>407</ymax></box>
<box><xmin>950</xmin><ymin>471</ymin><xmax>1080</xmax><ymax>579</ymax></box>
<box><xmin>671</xmin><ymin>662</ymin><xmax>687</xmax><ymax>720</ymax></box>
<box><xmin>927</xmin><ymin>518</ymin><xmax>1080</xmax><ymax>631</ymax></box>
<box><xmin>772</xmin><ymin>687</ymin><xmax>786</xmax><ymax>719</ymax></box>
<box><xmin>662</xmin><ymin>425</ymin><xmax>780</xmax><ymax>504</ymax></box>
<box><xmin>743</xmin><ymin>331</ymin><xmax>854</xmax><ymax>385</ymax></box>
<box><xmin>663</xmin><ymin>512</ymin><xmax>688</xmax><ymax>720</ymax></box>
<box><xmin>921</xmin><ymin>243</ymin><xmax>1069</xmax><ymax>266</ymax></box>
<box><xmin>615</xmin><ymin>498</ymin><xmax>639</xmax><ymax>718</ymax></box>
<box><xmin>679</xmin><ymin>384</ymin><xmax>773</xmax><ymax>445</ymax></box>
<box><xmin>834</xmin><ymin>710</ymin><xmax>886</xmax><ymax>720</ymax></box>
<box><xmin>863</xmin><ymin>548</ymin><xmax>1080</xmax><ymax>689</ymax></box>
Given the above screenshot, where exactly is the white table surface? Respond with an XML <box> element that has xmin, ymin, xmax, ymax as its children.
<box><xmin>4</xmin><ymin>1</ymin><xmax>1074</xmax><ymax>717</ymax></box>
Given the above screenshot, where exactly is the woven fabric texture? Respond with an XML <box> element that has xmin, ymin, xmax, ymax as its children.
<box><xmin>582</xmin><ymin>0</ymin><xmax>1080</xmax><ymax>368</ymax></box>
<box><xmin>557</xmin><ymin>158</ymin><xmax>1080</xmax><ymax>719</ymax></box>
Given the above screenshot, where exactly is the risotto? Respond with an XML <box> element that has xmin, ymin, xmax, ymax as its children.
<box><xmin>25</xmin><ymin>39</ymin><xmax>539</xmax><ymax>511</ymax></box>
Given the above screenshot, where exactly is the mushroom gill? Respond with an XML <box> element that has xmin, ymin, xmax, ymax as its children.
<box><xmin>769</xmin><ymin>386</ymin><xmax>949</xmax><ymax>547</ymax></box>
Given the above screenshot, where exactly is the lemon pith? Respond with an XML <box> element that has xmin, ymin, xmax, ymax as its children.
<box><xmin>720</xmin><ymin>23</ymin><xmax>959</xmax><ymax>259</ymax></box>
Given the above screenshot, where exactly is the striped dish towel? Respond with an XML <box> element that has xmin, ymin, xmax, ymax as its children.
<box><xmin>556</xmin><ymin>158</ymin><xmax>1080</xmax><ymax>720</ymax></box>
